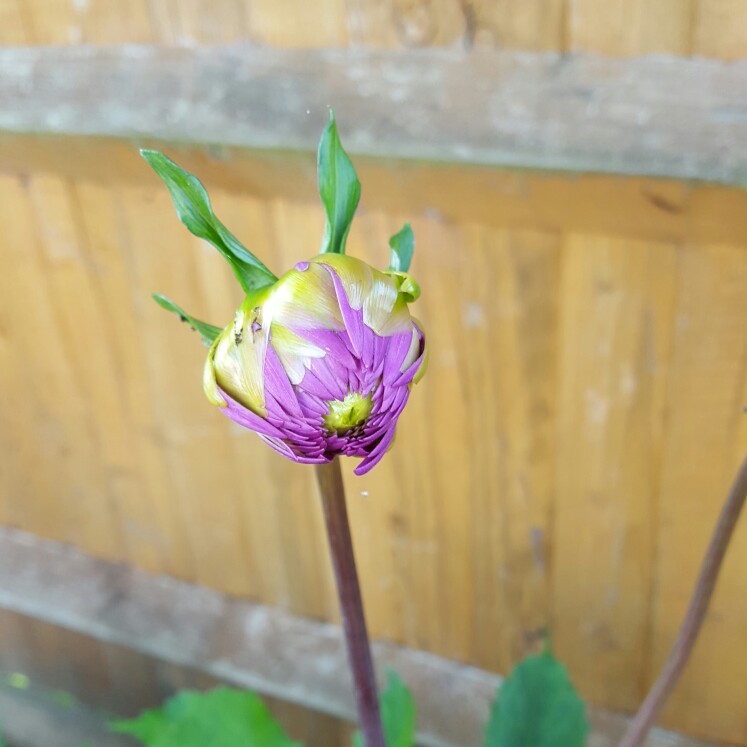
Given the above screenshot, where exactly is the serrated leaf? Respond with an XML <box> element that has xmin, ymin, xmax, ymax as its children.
<box><xmin>141</xmin><ymin>150</ymin><xmax>277</xmax><ymax>292</ymax></box>
<box><xmin>318</xmin><ymin>110</ymin><xmax>361</xmax><ymax>255</ymax></box>
<box><xmin>152</xmin><ymin>293</ymin><xmax>222</xmax><ymax>347</ymax></box>
<box><xmin>111</xmin><ymin>687</ymin><xmax>300</xmax><ymax>747</ymax></box>
<box><xmin>353</xmin><ymin>671</ymin><xmax>415</xmax><ymax>747</ymax></box>
<box><xmin>388</xmin><ymin>223</ymin><xmax>414</xmax><ymax>273</ymax></box>
<box><xmin>484</xmin><ymin>650</ymin><xmax>589</xmax><ymax>747</ymax></box>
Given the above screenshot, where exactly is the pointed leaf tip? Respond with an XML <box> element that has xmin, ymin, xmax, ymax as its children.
<box><xmin>352</xmin><ymin>670</ymin><xmax>416</xmax><ymax>747</ymax></box>
<box><xmin>388</xmin><ymin>223</ymin><xmax>415</xmax><ymax>273</ymax></box>
<box><xmin>484</xmin><ymin>650</ymin><xmax>588</xmax><ymax>747</ymax></box>
<box><xmin>317</xmin><ymin>113</ymin><xmax>361</xmax><ymax>255</ymax></box>
<box><xmin>141</xmin><ymin>149</ymin><xmax>277</xmax><ymax>292</ymax></box>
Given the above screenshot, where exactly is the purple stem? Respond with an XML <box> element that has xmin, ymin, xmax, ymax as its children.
<box><xmin>619</xmin><ymin>453</ymin><xmax>747</xmax><ymax>747</ymax></box>
<box><xmin>315</xmin><ymin>459</ymin><xmax>386</xmax><ymax>747</ymax></box>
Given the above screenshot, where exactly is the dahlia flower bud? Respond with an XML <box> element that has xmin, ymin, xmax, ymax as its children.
<box><xmin>143</xmin><ymin>111</ymin><xmax>426</xmax><ymax>475</ymax></box>
<box><xmin>203</xmin><ymin>254</ymin><xmax>426</xmax><ymax>475</ymax></box>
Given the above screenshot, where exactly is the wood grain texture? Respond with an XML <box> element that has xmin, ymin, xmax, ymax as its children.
<box><xmin>552</xmin><ymin>236</ymin><xmax>678</xmax><ymax>712</ymax></box>
<box><xmin>1</xmin><ymin>46</ymin><xmax>746</xmax><ymax>186</ymax></box>
<box><xmin>567</xmin><ymin>0</ymin><xmax>692</xmax><ymax>56</ymax></box>
<box><xmin>249</xmin><ymin>0</ymin><xmax>349</xmax><ymax>46</ymax></box>
<box><xmin>647</xmin><ymin>244</ymin><xmax>747</xmax><ymax>739</ymax></box>
<box><xmin>0</xmin><ymin>0</ymin><xmax>744</xmax><ymax>57</ymax></box>
<box><xmin>0</xmin><ymin>146</ymin><xmax>746</xmax><ymax>741</ymax></box>
<box><xmin>3</xmin><ymin>135</ymin><xmax>747</xmax><ymax>247</ymax></box>
<box><xmin>692</xmin><ymin>0</ymin><xmax>747</xmax><ymax>59</ymax></box>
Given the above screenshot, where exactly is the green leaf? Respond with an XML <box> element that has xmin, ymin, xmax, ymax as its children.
<box><xmin>152</xmin><ymin>293</ymin><xmax>222</xmax><ymax>347</ymax></box>
<box><xmin>318</xmin><ymin>110</ymin><xmax>361</xmax><ymax>255</ymax></box>
<box><xmin>387</xmin><ymin>223</ymin><xmax>415</xmax><ymax>273</ymax></box>
<box><xmin>111</xmin><ymin>709</ymin><xmax>168</xmax><ymax>743</ymax></box>
<box><xmin>140</xmin><ymin>150</ymin><xmax>278</xmax><ymax>292</ymax></box>
<box><xmin>0</xmin><ymin>729</ymin><xmax>6</xmax><ymax>747</ymax></box>
<box><xmin>111</xmin><ymin>687</ymin><xmax>300</xmax><ymax>747</ymax></box>
<box><xmin>353</xmin><ymin>671</ymin><xmax>416</xmax><ymax>747</ymax></box>
<box><xmin>484</xmin><ymin>650</ymin><xmax>589</xmax><ymax>747</ymax></box>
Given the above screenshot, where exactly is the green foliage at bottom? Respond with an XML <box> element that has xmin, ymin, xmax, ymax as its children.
<box><xmin>111</xmin><ymin>687</ymin><xmax>301</xmax><ymax>747</ymax></box>
<box><xmin>352</xmin><ymin>671</ymin><xmax>415</xmax><ymax>747</ymax></box>
<box><xmin>106</xmin><ymin>649</ymin><xmax>587</xmax><ymax>747</ymax></box>
<box><xmin>484</xmin><ymin>648</ymin><xmax>589</xmax><ymax>747</ymax></box>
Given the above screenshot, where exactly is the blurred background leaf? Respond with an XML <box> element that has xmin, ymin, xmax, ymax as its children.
<box><xmin>111</xmin><ymin>687</ymin><xmax>300</xmax><ymax>747</ymax></box>
<box><xmin>388</xmin><ymin>223</ymin><xmax>415</xmax><ymax>273</ymax></box>
<box><xmin>353</xmin><ymin>671</ymin><xmax>416</xmax><ymax>747</ymax></box>
<box><xmin>484</xmin><ymin>649</ymin><xmax>588</xmax><ymax>747</ymax></box>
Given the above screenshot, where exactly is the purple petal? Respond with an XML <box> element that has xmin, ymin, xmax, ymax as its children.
<box><xmin>295</xmin><ymin>328</ymin><xmax>356</xmax><ymax>370</ymax></box>
<box><xmin>258</xmin><ymin>434</ymin><xmax>328</xmax><ymax>464</ymax></box>
<box><xmin>303</xmin><ymin>357</ymin><xmax>347</xmax><ymax>400</ymax></box>
<box><xmin>359</xmin><ymin>325</ymin><xmax>378</xmax><ymax>370</ymax></box>
<box><xmin>321</xmin><ymin>264</ymin><xmax>366</xmax><ymax>356</ymax></box>
<box><xmin>264</xmin><ymin>346</ymin><xmax>303</xmax><ymax>417</ymax></box>
<box><xmin>382</xmin><ymin>331</ymin><xmax>415</xmax><ymax>383</ymax></box>
<box><xmin>297</xmin><ymin>365</ymin><xmax>339</xmax><ymax>400</ymax></box>
<box><xmin>394</xmin><ymin>349</ymin><xmax>426</xmax><ymax>387</ymax></box>
<box><xmin>295</xmin><ymin>390</ymin><xmax>329</xmax><ymax>417</ymax></box>
<box><xmin>354</xmin><ymin>424</ymin><xmax>398</xmax><ymax>475</ymax></box>
<box><xmin>219</xmin><ymin>389</ymin><xmax>287</xmax><ymax>440</ymax></box>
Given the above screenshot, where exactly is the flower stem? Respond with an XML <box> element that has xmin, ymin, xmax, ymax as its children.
<box><xmin>315</xmin><ymin>459</ymin><xmax>386</xmax><ymax>747</ymax></box>
<box><xmin>619</xmin><ymin>453</ymin><xmax>747</xmax><ymax>747</ymax></box>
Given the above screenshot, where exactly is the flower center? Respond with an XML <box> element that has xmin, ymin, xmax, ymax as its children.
<box><xmin>324</xmin><ymin>392</ymin><xmax>373</xmax><ymax>434</ymax></box>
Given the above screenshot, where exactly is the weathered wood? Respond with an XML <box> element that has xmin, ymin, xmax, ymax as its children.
<box><xmin>0</xmin><ymin>527</ymin><xmax>721</xmax><ymax>747</ymax></box>
<box><xmin>0</xmin><ymin>677</ymin><xmax>133</xmax><ymax>747</ymax></box>
<box><xmin>0</xmin><ymin>46</ymin><xmax>745</xmax><ymax>185</ymax></box>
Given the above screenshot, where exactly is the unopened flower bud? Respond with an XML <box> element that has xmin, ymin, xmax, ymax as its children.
<box><xmin>204</xmin><ymin>254</ymin><xmax>427</xmax><ymax>475</ymax></box>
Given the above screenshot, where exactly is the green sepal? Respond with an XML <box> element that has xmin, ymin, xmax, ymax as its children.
<box><xmin>317</xmin><ymin>110</ymin><xmax>361</xmax><ymax>255</ymax></box>
<box><xmin>388</xmin><ymin>223</ymin><xmax>415</xmax><ymax>273</ymax></box>
<box><xmin>353</xmin><ymin>670</ymin><xmax>416</xmax><ymax>747</ymax></box>
<box><xmin>484</xmin><ymin>648</ymin><xmax>589</xmax><ymax>747</ymax></box>
<box><xmin>152</xmin><ymin>293</ymin><xmax>222</xmax><ymax>348</ymax></box>
<box><xmin>140</xmin><ymin>150</ymin><xmax>278</xmax><ymax>292</ymax></box>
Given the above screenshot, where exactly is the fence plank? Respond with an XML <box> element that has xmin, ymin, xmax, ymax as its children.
<box><xmin>568</xmin><ymin>0</ymin><xmax>691</xmax><ymax>55</ymax></box>
<box><xmin>649</xmin><ymin>244</ymin><xmax>747</xmax><ymax>739</ymax></box>
<box><xmin>552</xmin><ymin>236</ymin><xmax>678</xmax><ymax>712</ymax></box>
<box><xmin>4</xmin><ymin>0</ymin><xmax>747</xmax><ymax>57</ymax></box>
<box><xmin>693</xmin><ymin>0</ymin><xmax>747</xmax><ymax>59</ymax></box>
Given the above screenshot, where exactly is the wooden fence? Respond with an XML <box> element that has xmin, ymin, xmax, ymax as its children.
<box><xmin>0</xmin><ymin>2</ymin><xmax>746</xmax><ymax>745</ymax></box>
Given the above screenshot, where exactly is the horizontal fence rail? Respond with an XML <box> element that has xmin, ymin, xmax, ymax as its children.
<box><xmin>0</xmin><ymin>45</ymin><xmax>745</xmax><ymax>184</ymax></box>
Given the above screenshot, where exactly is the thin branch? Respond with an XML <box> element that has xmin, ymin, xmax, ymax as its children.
<box><xmin>619</xmin><ymin>453</ymin><xmax>747</xmax><ymax>747</ymax></box>
<box><xmin>315</xmin><ymin>459</ymin><xmax>386</xmax><ymax>747</ymax></box>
